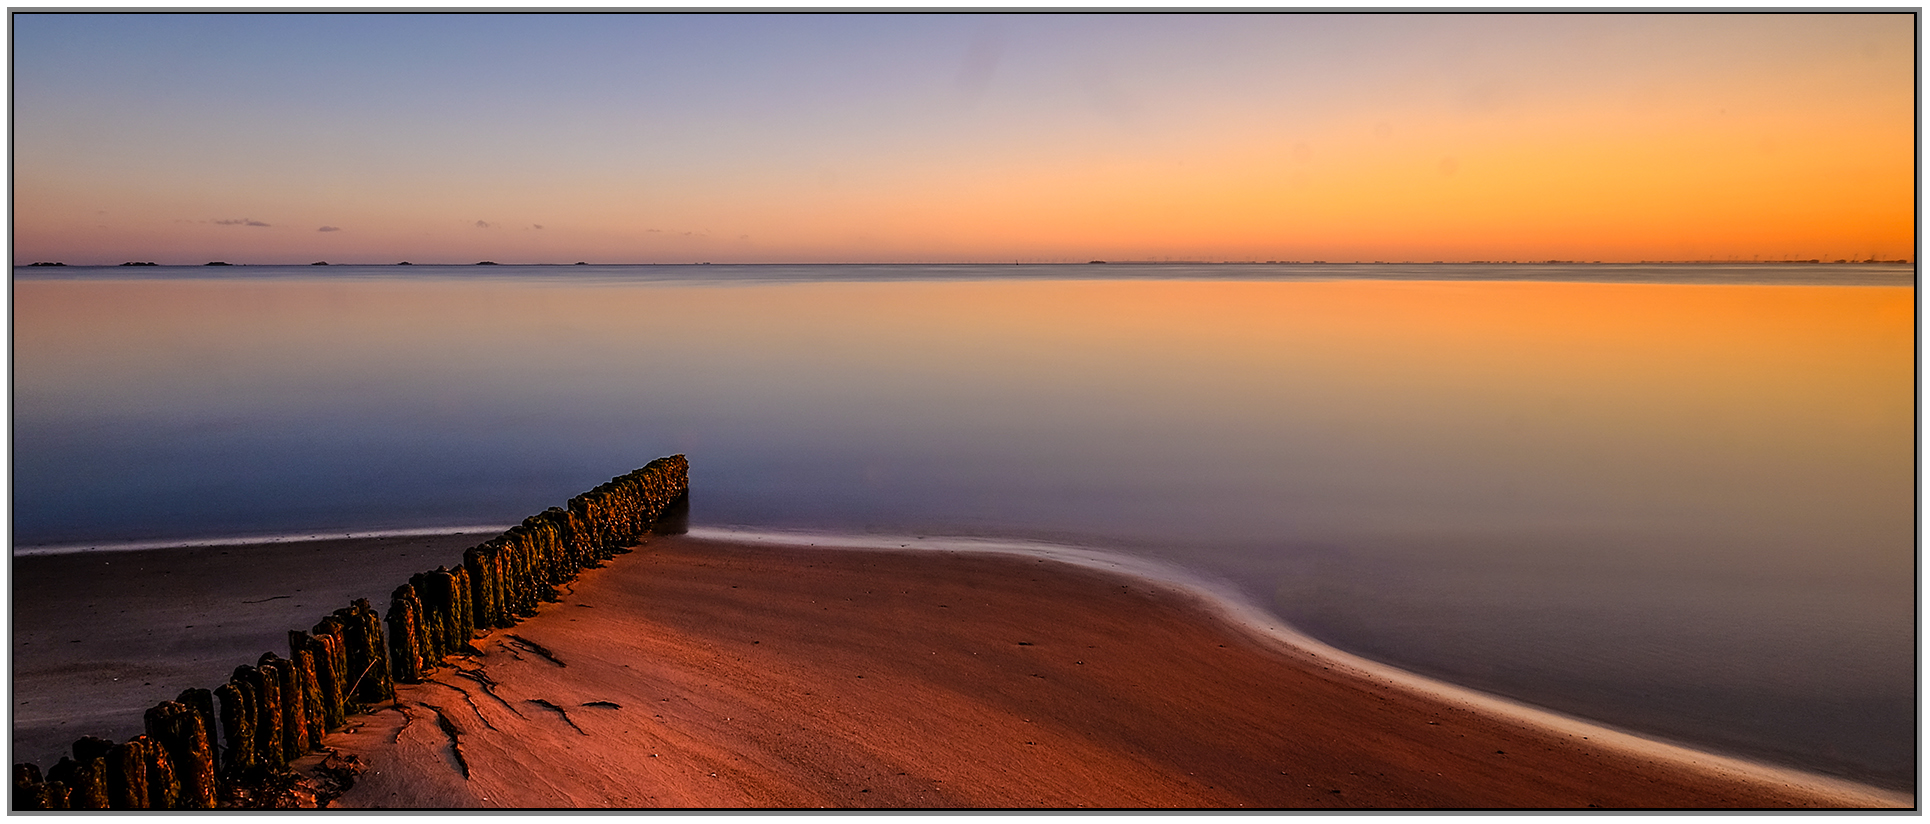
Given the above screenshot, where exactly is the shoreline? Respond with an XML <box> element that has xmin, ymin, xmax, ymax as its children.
<box><xmin>14</xmin><ymin>530</ymin><xmax>1910</xmax><ymax>808</ymax></box>
<box><xmin>12</xmin><ymin>525</ymin><xmax>513</xmax><ymax>557</ymax></box>
<box><xmin>687</xmin><ymin>528</ymin><xmax>1913</xmax><ymax>806</ymax></box>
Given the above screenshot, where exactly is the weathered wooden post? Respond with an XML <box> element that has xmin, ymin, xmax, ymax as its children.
<box><xmin>417</xmin><ymin>567</ymin><xmax>467</xmax><ymax>656</ymax></box>
<box><xmin>50</xmin><ymin>754</ymin><xmax>109</xmax><ymax>810</ymax></box>
<box><xmin>71</xmin><ymin>738</ymin><xmax>117</xmax><ymax>809</ymax></box>
<box><xmin>143</xmin><ymin>733</ymin><xmax>179</xmax><ymax>810</ymax></box>
<box><xmin>237</xmin><ymin>664</ymin><xmax>285</xmax><ymax>772</ymax></box>
<box><xmin>556</xmin><ymin>506</ymin><xmax>592</xmax><ymax>569</ymax></box>
<box><xmin>14</xmin><ymin>763</ymin><xmax>52</xmax><ymax>810</ymax></box>
<box><xmin>260</xmin><ymin>652</ymin><xmax>309</xmax><ymax>760</ymax></box>
<box><xmin>45</xmin><ymin>778</ymin><xmax>73</xmax><ymax>810</ymax></box>
<box><xmin>500</xmin><ymin>535</ymin><xmax>529</xmax><ymax>617</ymax></box>
<box><xmin>447</xmin><ymin>565</ymin><xmax>475</xmax><ymax>647</ymax></box>
<box><xmin>523</xmin><ymin>515</ymin><xmax>557</xmax><ymax>587</ymax></box>
<box><xmin>108</xmin><ymin>735</ymin><xmax>177</xmax><ymax>810</ymax></box>
<box><xmin>145</xmin><ymin>699</ymin><xmax>217</xmax><ymax>808</ymax></box>
<box><xmin>215</xmin><ymin>678</ymin><xmax>256</xmax><ymax>775</ymax></box>
<box><xmin>463</xmin><ymin>545</ymin><xmax>497</xmax><ymax>633</ymax></box>
<box><xmin>506</xmin><ymin>533</ymin><xmax>528</xmax><ymax>613</ymax></box>
<box><xmin>408</xmin><ymin>572</ymin><xmax>443</xmax><ymax>660</ymax></box>
<box><xmin>176</xmin><ymin>687</ymin><xmax>219</xmax><ymax>772</ymax></box>
<box><xmin>568</xmin><ymin>493</ymin><xmax>604</xmax><ymax>560</ymax></box>
<box><xmin>109</xmin><ymin>737</ymin><xmax>154</xmax><ymax>809</ymax></box>
<box><xmin>304</xmin><ymin>621</ymin><xmax>349</xmax><ymax>727</ymax></box>
<box><xmin>386</xmin><ymin>584</ymin><xmax>427</xmax><ymax>684</ymax></box>
<box><xmin>288</xmin><ymin>632</ymin><xmax>327</xmax><ymax>743</ymax></box>
<box><xmin>340</xmin><ymin>599</ymin><xmax>393</xmax><ymax>706</ymax></box>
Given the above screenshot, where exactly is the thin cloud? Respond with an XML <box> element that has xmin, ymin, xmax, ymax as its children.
<box><xmin>317</xmin><ymin>225</ymin><xmax>341</xmax><ymax>232</ymax></box>
<box><xmin>214</xmin><ymin>218</ymin><xmax>270</xmax><ymax>227</ymax></box>
<box><xmin>474</xmin><ymin>220</ymin><xmax>492</xmax><ymax>229</ymax></box>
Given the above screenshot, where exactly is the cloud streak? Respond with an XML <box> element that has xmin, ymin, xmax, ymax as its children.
<box><xmin>318</xmin><ymin>225</ymin><xmax>341</xmax><ymax>232</ymax></box>
<box><xmin>214</xmin><ymin>218</ymin><xmax>270</xmax><ymax>227</ymax></box>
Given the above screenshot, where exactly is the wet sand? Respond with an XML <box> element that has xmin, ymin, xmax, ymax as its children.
<box><xmin>11</xmin><ymin>532</ymin><xmax>492</xmax><ymax>770</ymax></box>
<box><xmin>12</xmin><ymin>532</ymin><xmax>1908</xmax><ymax>809</ymax></box>
<box><xmin>310</xmin><ymin>534</ymin><xmax>1901</xmax><ymax>809</ymax></box>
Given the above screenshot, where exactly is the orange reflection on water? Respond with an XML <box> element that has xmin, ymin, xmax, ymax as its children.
<box><xmin>15</xmin><ymin>275</ymin><xmax>1912</xmax><ymax>566</ymax></box>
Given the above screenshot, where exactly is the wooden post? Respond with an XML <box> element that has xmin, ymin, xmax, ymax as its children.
<box><xmin>288</xmin><ymin>633</ymin><xmax>327</xmax><ymax>745</ymax></box>
<box><xmin>463</xmin><ymin>545</ymin><xmax>496</xmax><ymax>633</ymax></box>
<box><xmin>14</xmin><ymin>763</ymin><xmax>50</xmax><ymax>810</ymax></box>
<box><xmin>386</xmin><ymin>584</ymin><xmax>426</xmax><ymax>684</ymax></box>
<box><xmin>238</xmin><ymin>664</ymin><xmax>285</xmax><ymax>772</ymax></box>
<box><xmin>176</xmin><ymin>688</ymin><xmax>219</xmax><ymax>781</ymax></box>
<box><xmin>53</xmin><ymin>754</ymin><xmax>109</xmax><ymax>810</ymax></box>
<box><xmin>145</xmin><ymin>700</ymin><xmax>216</xmax><ymax>809</ymax></box>
<box><xmin>304</xmin><ymin>621</ymin><xmax>349</xmax><ymax>727</ymax></box>
<box><xmin>144</xmin><ymin>733</ymin><xmax>179</xmax><ymax>809</ymax></box>
<box><xmin>343</xmin><ymin>599</ymin><xmax>393</xmax><ymax>705</ymax></box>
<box><xmin>215</xmin><ymin>680</ymin><xmax>255</xmax><ymax>775</ymax></box>
<box><xmin>333</xmin><ymin>602</ymin><xmax>380</xmax><ymax>709</ymax></box>
<box><xmin>448</xmin><ymin>565</ymin><xmax>474</xmax><ymax>648</ymax></box>
<box><xmin>408</xmin><ymin>572</ymin><xmax>443</xmax><ymax>660</ymax></box>
<box><xmin>421</xmin><ymin>567</ymin><xmax>466</xmax><ymax>656</ymax></box>
<box><xmin>108</xmin><ymin>738</ymin><xmax>152</xmax><ymax>809</ymax></box>
<box><xmin>261</xmin><ymin>653</ymin><xmax>309</xmax><ymax>761</ymax></box>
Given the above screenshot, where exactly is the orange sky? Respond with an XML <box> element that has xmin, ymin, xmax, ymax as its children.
<box><xmin>11</xmin><ymin>13</ymin><xmax>1916</xmax><ymax>264</ymax></box>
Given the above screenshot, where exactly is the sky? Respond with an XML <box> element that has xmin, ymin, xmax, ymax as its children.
<box><xmin>11</xmin><ymin>12</ymin><xmax>1917</xmax><ymax>265</ymax></box>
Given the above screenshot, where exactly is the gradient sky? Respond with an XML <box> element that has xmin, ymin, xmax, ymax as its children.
<box><xmin>12</xmin><ymin>12</ymin><xmax>1916</xmax><ymax>265</ymax></box>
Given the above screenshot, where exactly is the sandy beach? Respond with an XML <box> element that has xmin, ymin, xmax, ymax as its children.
<box><xmin>13</xmin><ymin>532</ymin><xmax>1909</xmax><ymax>809</ymax></box>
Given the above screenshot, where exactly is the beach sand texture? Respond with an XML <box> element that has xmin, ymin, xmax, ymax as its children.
<box><xmin>12</xmin><ymin>529</ymin><xmax>1909</xmax><ymax>809</ymax></box>
<box><xmin>285</xmin><ymin>535</ymin><xmax>1898</xmax><ymax>809</ymax></box>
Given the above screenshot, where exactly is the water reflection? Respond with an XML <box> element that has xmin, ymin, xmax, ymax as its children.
<box><xmin>11</xmin><ymin>271</ymin><xmax>1914</xmax><ymax>786</ymax></box>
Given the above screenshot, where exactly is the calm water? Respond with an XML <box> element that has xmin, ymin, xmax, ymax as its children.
<box><xmin>12</xmin><ymin>263</ymin><xmax>1916</xmax><ymax>788</ymax></box>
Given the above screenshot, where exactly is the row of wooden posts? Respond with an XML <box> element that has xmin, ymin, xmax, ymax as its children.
<box><xmin>13</xmin><ymin>455</ymin><xmax>690</xmax><ymax>810</ymax></box>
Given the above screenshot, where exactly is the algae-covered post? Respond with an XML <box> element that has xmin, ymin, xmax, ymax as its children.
<box><xmin>386</xmin><ymin>583</ymin><xmax>429</xmax><ymax>684</ymax></box>
<box><xmin>260</xmin><ymin>652</ymin><xmax>311</xmax><ymax>760</ymax></box>
<box><xmin>144</xmin><ymin>699</ymin><xmax>218</xmax><ymax>808</ymax></box>
<box><xmin>340</xmin><ymin>599</ymin><xmax>394</xmax><ymax>707</ymax></box>
<box><xmin>303</xmin><ymin>621</ymin><xmax>350</xmax><ymax>727</ymax></box>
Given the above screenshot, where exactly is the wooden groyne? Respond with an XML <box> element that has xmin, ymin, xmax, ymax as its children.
<box><xmin>12</xmin><ymin>455</ymin><xmax>689</xmax><ymax>810</ymax></box>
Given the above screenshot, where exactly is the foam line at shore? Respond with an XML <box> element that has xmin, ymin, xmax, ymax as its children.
<box><xmin>689</xmin><ymin>526</ymin><xmax>1914</xmax><ymax>808</ymax></box>
<box><xmin>11</xmin><ymin>525</ymin><xmax>515</xmax><ymax>557</ymax></box>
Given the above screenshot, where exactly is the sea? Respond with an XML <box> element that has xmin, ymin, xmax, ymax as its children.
<box><xmin>11</xmin><ymin>262</ymin><xmax>1916</xmax><ymax>790</ymax></box>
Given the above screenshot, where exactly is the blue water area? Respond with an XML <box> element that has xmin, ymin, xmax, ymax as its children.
<box><xmin>11</xmin><ymin>263</ymin><xmax>1916</xmax><ymax>789</ymax></box>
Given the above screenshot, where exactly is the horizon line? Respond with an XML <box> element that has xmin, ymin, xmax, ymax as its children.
<box><xmin>17</xmin><ymin>259</ymin><xmax>1916</xmax><ymax>268</ymax></box>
